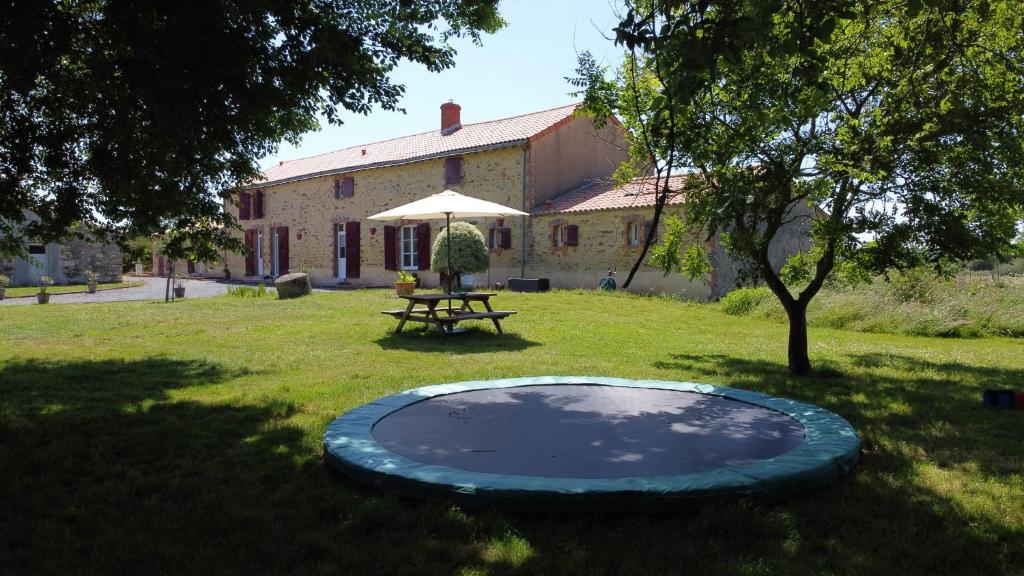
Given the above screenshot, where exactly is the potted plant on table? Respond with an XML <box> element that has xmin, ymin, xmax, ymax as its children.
<box><xmin>0</xmin><ymin>274</ymin><xmax>9</xmax><ymax>300</ymax></box>
<box><xmin>395</xmin><ymin>270</ymin><xmax>417</xmax><ymax>297</ymax></box>
<box><xmin>37</xmin><ymin>276</ymin><xmax>54</xmax><ymax>304</ymax></box>
<box><xmin>86</xmin><ymin>270</ymin><xmax>99</xmax><ymax>293</ymax></box>
<box><xmin>173</xmin><ymin>275</ymin><xmax>186</xmax><ymax>298</ymax></box>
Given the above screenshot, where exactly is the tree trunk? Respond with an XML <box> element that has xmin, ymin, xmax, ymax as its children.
<box><xmin>785</xmin><ymin>301</ymin><xmax>811</xmax><ymax>375</ymax></box>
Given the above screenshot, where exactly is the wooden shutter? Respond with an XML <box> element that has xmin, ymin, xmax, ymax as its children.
<box><xmin>444</xmin><ymin>157</ymin><xmax>463</xmax><ymax>187</ymax></box>
<box><xmin>383</xmin><ymin>225</ymin><xmax>397</xmax><ymax>271</ymax></box>
<box><xmin>244</xmin><ymin>230</ymin><xmax>255</xmax><ymax>275</ymax></box>
<box><xmin>346</xmin><ymin>221</ymin><xmax>361</xmax><ymax>278</ymax></box>
<box><xmin>254</xmin><ymin>190</ymin><xmax>264</xmax><ymax>219</ymax></box>
<box><xmin>566</xmin><ymin>224</ymin><xmax>579</xmax><ymax>246</ymax></box>
<box><xmin>334</xmin><ymin>179</ymin><xmax>342</xmax><ymax>199</ymax></box>
<box><xmin>644</xmin><ymin>220</ymin><xmax>656</xmax><ymax>244</ymax></box>
<box><xmin>332</xmin><ymin>224</ymin><xmax>339</xmax><ymax>278</ymax></box>
<box><xmin>239</xmin><ymin>192</ymin><xmax>251</xmax><ymax>220</ymax></box>
<box><xmin>500</xmin><ymin>227</ymin><xmax>512</xmax><ymax>249</ymax></box>
<box><xmin>416</xmin><ymin>223</ymin><xmax>431</xmax><ymax>270</ymax></box>
<box><xmin>187</xmin><ymin>261</ymin><xmax>195</xmax><ymax>274</ymax></box>
<box><xmin>341</xmin><ymin>177</ymin><xmax>354</xmax><ymax>197</ymax></box>
<box><xmin>277</xmin><ymin>226</ymin><xmax>289</xmax><ymax>274</ymax></box>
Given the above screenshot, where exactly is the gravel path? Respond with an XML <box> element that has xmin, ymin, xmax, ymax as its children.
<box><xmin>1</xmin><ymin>276</ymin><xmax>241</xmax><ymax>306</ymax></box>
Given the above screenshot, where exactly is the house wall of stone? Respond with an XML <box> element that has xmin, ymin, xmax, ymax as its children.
<box><xmin>3</xmin><ymin>237</ymin><xmax>121</xmax><ymax>287</ymax></box>
<box><xmin>526</xmin><ymin>201</ymin><xmax>817</xmax><ymax>299</ymax></box>
<box><xmin>225</xmin><ymin>146</ymin><xmax>527</xmax><ymax>288</ymax></box>
<box><xmin>528</xmin><ymin>207</ymin><xmax>714</xmax><ymax>298</ymax></box>
<box><xmin>527</xmin><ymin>115</ymin><xmax>629</xmax><ymax>207</ymax></box>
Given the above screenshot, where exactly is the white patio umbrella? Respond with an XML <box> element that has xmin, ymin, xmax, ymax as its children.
<box><xmin>368</xmin><ymin>190</ymin><xmax>529</xmax><ymax>294</ymax></box>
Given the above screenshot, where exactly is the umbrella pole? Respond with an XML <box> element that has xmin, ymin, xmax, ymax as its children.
<box><xmin>445</xmin><ymin>212</ymin><xmax>452</xmax><ymax>310</ymax></box>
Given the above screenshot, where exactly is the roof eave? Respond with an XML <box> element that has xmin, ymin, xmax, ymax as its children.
<box><xmin>246</xmin><ymin>139</ymin><xmax>527</xmax><ymax>190</ymax></box>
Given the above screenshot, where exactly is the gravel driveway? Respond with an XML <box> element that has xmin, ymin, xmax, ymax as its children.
<box><xmin>0</xmin><ymin>276</ymin><xmax>239</xmax><ymax>306</ymax></box>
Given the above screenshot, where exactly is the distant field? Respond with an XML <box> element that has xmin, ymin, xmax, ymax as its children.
<box><xmin>1</xmin><ymin>289</ymin><xmax>1021</xmax><ymax>575</ymax></box>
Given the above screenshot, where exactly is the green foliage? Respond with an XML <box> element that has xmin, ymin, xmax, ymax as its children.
<box><xmin>37</xmin><ymin>276</ymin><xmax>54</xmax><ymax>293</ymax></box>
<box><xmin>0</xmin><ymin>274</ymin><xmax>9</xmax><ymax>288</ymax></box>
<box><xmin>0</xmin><ymin>1</ymin><xmax>503</xmax><ymax>256</ymax></box>
<box><xmin>430</xmin><ymin>222</ymin><xmax>489</xmax><ymax>276</ymax></box>
<box><xmin>583</xmin><ymin>0</ymin><xmax>1024</xmax><ymax>373</ymax></box>
<box><xmin>720</xmin><ymin>287</ymin><xmax>774</xmax><ymax>316</ymax></box>
<box><xmin>396</xmin><ymin>270</ymin><xmax>417</xmax><ymax>283</ymax></box>
<box><xmin>226</xmin><ymin>283</ymin><xmax>269</xmax><ymax>298</ymax></box>
<box><xmin>649</xmin><ymin>215</ymin><xmax>712</xmax><ymax>283</ymax></box>
<box><xmin>721</xmin><ymin>270</ymin><xmax>1024</xmax><ymax>338</ymax></box>
<box><xmin>122</xmin><ymin>237</ymin><xmax>153</xmax><ymax>272</ymax></box>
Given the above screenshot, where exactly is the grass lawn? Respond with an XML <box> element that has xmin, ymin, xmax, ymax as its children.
<box><xmin>2</xmin><ymin>281</ymin><xmax>143</xmax><ymax>298</ymax></box>
<box><xmin>1</xmin><ymin>289</ymin><xmax>1022</xmax><ymax>575</ymax></box>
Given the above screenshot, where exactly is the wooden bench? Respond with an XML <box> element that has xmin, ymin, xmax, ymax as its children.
<box><xmin>380</xmin><ymin>307</ymin><xmax>461</xmax><ymax>318</ymax></box>
<box><xmin>434</xmin><ymin>311</ymin><xmax>516</xmax><ymax>334</ymax></box>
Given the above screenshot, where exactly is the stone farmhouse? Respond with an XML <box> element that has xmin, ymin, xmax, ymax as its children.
<box><xmin>205</xmin><ymin>102</ymin><xmax>812</xmax><ymax>298</ymax></box>
<box><xmin>0</xmin><ymin>213</ymin><xmax>122</xmax><ymax>287</ymax></box>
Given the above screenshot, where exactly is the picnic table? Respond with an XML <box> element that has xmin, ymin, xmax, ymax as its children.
<box><xmin>381</xmin><ymin>292</ymin><xmax>516</xmax><ymax>335</ymax></box>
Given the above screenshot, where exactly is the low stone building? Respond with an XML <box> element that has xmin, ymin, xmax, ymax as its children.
<box><xmin>0</xmin><ymin>214</ymin><xmax>123</xmax><ymax>287</ymax></box>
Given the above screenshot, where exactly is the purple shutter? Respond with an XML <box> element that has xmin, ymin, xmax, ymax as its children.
<box><xmin>244</xmin><ymin>230</ymin><xmax>255</xmax><ymax>276</ymax></box>
<box><xmin>239</xmin><ymin>192</ymin><xmax>251</xmax><ymax>220</ymax></box>
<box><xmin>416</xmin><ymin>223</ymin><xmax>431</xmax><ymax>271</ymax></box>
<box><xmin>383</xmin><ymin>226</ymin><xmax>397</xmax><ymax>271</ymax></box>
<box><xmin>254</xmin><ymin>190</ymin><xmax>264</xmax><ymax>219</ymax></box>
<box><xmin>566</xmin><ymin>224</ymin><xmax>579</xmax><ymax>247</ymax></box>
<box><xmin>277</xmin><ymin>227</ymin><xmax>289</xmax><ymax>274</ymax></box>
<box><xmin>445</xmin><ymin>157</ymin><xmax>463</xmax><ymax>187</ymax></box>
<box><xmin>341</xmin><ymin>177</ymin><xmax>354</xmax><ymax>197</ymax></box>
<box><xmin>500</xmin><ymin>227</ymin><xmax>512</xmax><ymax>249</ymax></box>
<box><xmin>332</xmin><ymin>224</ymin><xmax>339</xmax><ymax>278</ymax></box>
<box><xmin>346</xmin><ymin>221</ymin><xmax>360</xmax><ymax>278</ymax></box>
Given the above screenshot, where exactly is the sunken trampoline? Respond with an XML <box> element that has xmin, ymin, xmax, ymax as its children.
<box><xmin>324</xmin><ymin>376</ymin><xmax>859</xmax><ymax>512</ymax></box>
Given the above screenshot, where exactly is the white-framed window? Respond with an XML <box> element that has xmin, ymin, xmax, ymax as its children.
<box><xmin>488</xmin><ymin>227</ymin><xmax>497</xmax><ymax>250</ymax></box>
<box><xmin>400</xmin><ymin>225</ymin><xmax>418</xmax><ymax>270</ymax></box>
<box><xmin>628</xmin><ymin>222</ymin><xmax>641</xmax><ymax>247</ymax></box>
<box><xmin>554</xmin><ymin>225</ymin><xmax>565</xmax><ymax>248</ymax></box>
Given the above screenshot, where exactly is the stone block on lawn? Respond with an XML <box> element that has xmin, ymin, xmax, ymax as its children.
<box><xmin>274</xmin><ymin>273</ymin><xmax>312</xmax><ymax>299</ymax></box>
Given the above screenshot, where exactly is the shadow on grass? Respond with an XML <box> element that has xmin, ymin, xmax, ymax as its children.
<box><xmin>374</xmin><ymin>326</ymin><xmax>540</xmax><ymax>353</ymax></box>
<box><xmin>3</xmin><ymin>355</ymin><xmax>1021</xmax><ymax>575</ymax></box>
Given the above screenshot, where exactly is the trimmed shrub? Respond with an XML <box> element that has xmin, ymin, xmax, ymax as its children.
<box><xmin>720</xmin><ymin>286</ymin><xmax>774</xmax><ymax>316</ymax></box>
<box><xmin>431</xmin><ymin>222</ymin><xmax>488</xmax><ymax>288</ymax></box>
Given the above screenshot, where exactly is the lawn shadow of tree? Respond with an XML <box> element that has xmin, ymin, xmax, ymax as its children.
<box><xmin>0</xmin><ymin>357</ymin><xmax>509</xmax><ymax>575</ymax></box>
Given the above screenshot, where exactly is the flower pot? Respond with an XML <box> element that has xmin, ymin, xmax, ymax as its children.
<box><xmin>0</xmin><ymin>287</ymin><xmax>5</xmax><ymax>300</ymax></box>
<box><xmin>134</xmin><ymin>263</ymin><xmax>144</xmax><ymax>275</ymax></box>
<box><xmin>87</xmin><ymin>282</ymin><xmax>97</xmax><ymax>294</ymax></box>
<box><xmin>394</xmin><ymin>281</ymin><xmax>415</xmax><ymax>297</ymax></box>
<box><xmin>37</xmin><ymin>293</ymin><xmax>50</xmax><ymax>304</ymax></box>
<box><xmin>173</xmin><ymin>286</ymin><xmax>186</xmax><ymax>298</ymax></box>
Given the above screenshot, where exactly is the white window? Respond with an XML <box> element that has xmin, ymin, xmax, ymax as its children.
<box><xmin>400</xmin><ymin>225</ymin><xmax>418</xmax><ymax>270</ymax></box>
<box><xmin>488</xmin><ymin>228</ymin><xmax>497</xmax><ymax>250</ymax></box>
<box><xmin>554</xmin><ymin>225</ymin><xmax>564</xmax><ymax>248</ymax></box>
<box><xmin>628</xmin><ymin>222</ymin><xmax>641</xmax><ymax>247</ymax></box>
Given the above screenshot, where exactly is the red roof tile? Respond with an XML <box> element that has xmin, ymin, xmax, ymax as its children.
<box><xmin>532</xmin><ymin>174</ymin><xmax>690</xmax><ymax>215</ymax></box>
<box><xmin>253</xmin><ymin>103</ymin><xmax>582</xmax><ymax>187</ymax></box>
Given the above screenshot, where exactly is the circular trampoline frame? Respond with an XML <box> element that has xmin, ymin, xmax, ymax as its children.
<box><xmin>324</xmin><ymin>376</ymin><xmax>860</xmax><ymax>512</ymax></box>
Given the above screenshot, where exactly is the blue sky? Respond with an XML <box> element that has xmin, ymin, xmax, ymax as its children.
<box><xmin>258</xmin><ymin>0</ymin><xmax>624</xmax><ymax>169</ymax></box>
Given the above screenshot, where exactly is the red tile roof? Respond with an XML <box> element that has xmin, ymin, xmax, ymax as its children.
<box><xmin>532</xmin><ymin>174</ymin><xmax>690</xmax><ymax>215</ymax></box>
<box><xmin>253</xmin><ymin>103</ymin><xmax>582</xmax><ymax>188</ymax></box>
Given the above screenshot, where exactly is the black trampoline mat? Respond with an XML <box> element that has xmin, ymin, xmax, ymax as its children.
<box><xmin>371</xmin><ymin>384</ymin><xmax>806</xmax><ymax>478</ymax></box>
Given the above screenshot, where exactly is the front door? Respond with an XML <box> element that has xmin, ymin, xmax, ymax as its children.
<box><xmin>271</xmin><ymin>229</ymin><xmax>280</xmax><ymax>277</ymax></box>
<box><xmin>256</xmin><ymin>229</ymin><xmax>265</xmax><ymax>277</ymax></box>
<box><xmin>27</xmin><ymin>244</ymin><xmax>46</xmax><ymax>282</ymax></box>
<box><xmin>337</xmin><ymin>224</ymin><xmax>347</xmax><ymax>280</ymax></box>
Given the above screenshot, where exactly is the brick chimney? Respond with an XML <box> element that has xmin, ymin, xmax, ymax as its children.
<box><xmin>440</xmin><ymin>101</ymin><xmax>461</xmax><ymax>134</ymax></box>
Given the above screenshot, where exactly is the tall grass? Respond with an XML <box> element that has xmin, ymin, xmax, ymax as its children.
<box><xmin>719</xmin><ymin>272</ymin><xmax>1024</xmax><ymax>338</ymax></box>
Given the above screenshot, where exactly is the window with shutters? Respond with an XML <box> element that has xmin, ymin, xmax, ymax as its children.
<box><xmin>444</xmin><ymin>156</ymin><xmax>463</xmax><ymax>187</ymax></box>
<box><xmin>335</xmin><ymin>176</ymin><xmax>354</xmax><ymax>198</ymax></box>
<box><xmin>487</xmin><ymin>228</ymin><xmax>497</xmax><ymax>250</ymax></box>
<box><xmin>400</xmin><ymin>225</ymin><xmax>418</xmax><ymax>270</ymax></box>
<box><xmin>554</xmin><ymin>225</ymin><xmax>565</xmax><ymax>248</ymax></box>
<box><xmin>239</xmin><ymin>192</ymin><xmax>251</xmax><ymax>220</ymax></box>
<box><xmin>628</xmin><ymin>222</ymin><xmax>641</xmax><ymax>247</ymax></box>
